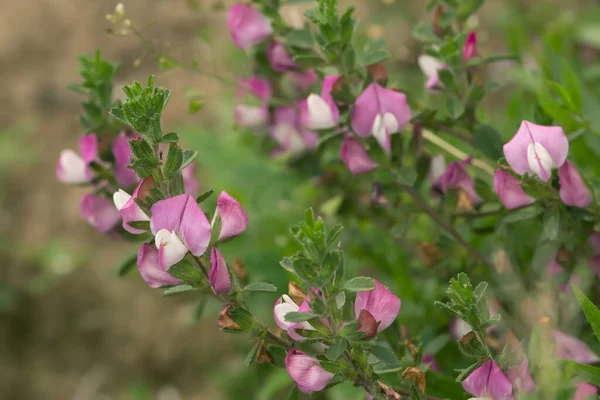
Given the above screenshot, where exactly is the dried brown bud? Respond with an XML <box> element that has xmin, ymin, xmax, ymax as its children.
<box><xmin>404</xmin><ymin>339</ymin><xmax>419</xmax><ymax>362</ymax></box>
<box><xmin>457</xmin><ymin>188</ymin><xmax>473</xmax><ymax>211</ymax></box>
<box><xmin>371</xmin><ymin>183</ymin><xmax>389</xmax><ymax>206</ymax></box>
<box><xmin>233</xmin><ymin>258</ymin><xmax>248</xmax><ymax>282</ymax></box>
<box><xmin>357</xmin><ymin>309</ymin><xmax>378</xmax><ymax>339</ymax></box>
<box><xmin>367</xmin><ymin>63</ymin><xmax>388</xmax><ymax>85</ymax></box>
<box><xmin>378</xmin><ymin>382</ymin><xmax>402</xmax><ymax>400</ymax></box>
<box><xmin>138</xmin><ymin>176</ymin><xmax>156</xmax><ymax>201</ymax></box>
<box><xmin>418</xmin><ymin>242</ymin><xmax>441</xmax><ymax>267</ymax></box>
<box><xmin>332</xmin><ymin>76</ymin><xmax>349</xmax><ymax>95</ymax></box>
<box><xmin>557</xmin><ymin>248</ymin><xmax>572</xmax><ymax>264</ymax></box>
<box><xmin>217</xmin><ymin>304</ymin><xmax>241</xmax><ymax>331</ymax></box>
<box><xmin>402</xmin><ymin>367</ymin><xmax>426</xmax><ymax>395</ymax></box>
<box><xmin>255</xmin><ymin>340</ymin><xmax>273</xmax><ymax>364</ymax></box>
<box><xmin>288</xmin><ymin>282</ymin><xmax>306</xmax><ymax>306</ymax></box>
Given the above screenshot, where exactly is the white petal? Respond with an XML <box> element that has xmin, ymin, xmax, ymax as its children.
<box><xmin>418</xmin><ymin>55</ymin><xmax>443</xmax><ymax>78</ymax></box>
<box><xmin>428</xmin><ymin>154</ymin><xmax>447</xmax><ymax>182</ymax></box>
<box><xmin>57</xmin><ymin>150</ymin><xmax>87</xmax><ymax>184</ymax></box>
<box><xmin>236</xmin><ymin>105</ymin><xmax>267</xmax><ymax>127</ymax></box>
<box><xmin>274</xmin><ymin>301</ymin><xmax>299</xmax><ymax>330</ymax></box>
<box><xmin>527</xmin><ymin>142</ymin><xmax>553</xmax><ymax>180</ymax></box>
<box><xmin>113</xmin><ymin>189</ymin><xmax>131</xmax><ymax>211</ymax></box>
<box><xmin>307</xmin><ymin>94</ymin><xmax>335</xmax><ymax>130</ymax></box>
<box><xmin>371</xmin><ymin>112</ymin><xmax>399</xmax><ymax>149</ymax></box>
<box><xmin>155</xmin><ymin>229</ymin><xmax>188</xmax><ymax>268</ymax></box>
<box><xmin>273</xmin><ymin>123</ymin><xmax>305</xmax><ymax>153</ymax></box>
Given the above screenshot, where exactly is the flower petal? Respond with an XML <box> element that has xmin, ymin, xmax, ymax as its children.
<box><xmin>575</xmin><ymin>383</ymin><xmax>598</xmax><ymax>400</ymax></box>
<box><xmin>56</xmin><ymin>150</ymin><xmax>87</xmax><ymax>184</ymax></box>
<box><xmin>155</xmin><ymin>229</ymin><xmax>188</xmax><ymax>270</ymax></box>
<box><xmin>354</xmin><ymin>279</ymin><xmax>400</xmax><ymax>332</ymax></box>
<box><xmin>137</xmin><ymin>243</ymin><xmax>182</xmax><ymax>288</ymax></box>
<box><xmin>227</xmin><ymin>3</ymin><xmax>273</xmax><ymax>49</ymax></box>
<box><xmin>462</xmin><ymin>360</ymin><xmax>514</xmax><ymax>400</ymax></box>
<box><xmin>79</xmin><ymin>133</ymin><xmax>98</xmax><ymax>164</ymax></box>
<box><xmin>274</xmin><ymin>294</ymin><xmax>299</xmax><ymax>330</ymax></box>
<box><xmin>267</xmin><ymin>40</ymin><xmax>298</xmax><ymax>72</ymax></box>
<box><xmin>182</xmin><ymin>163</ymin><xmax>200</xmax><ymax>198</ymax></box>
<box><xmin>340</xmin><ymin>137</ymin><xmax>379</xmax><ymax>175</ymax></box>
<box><xmin>112</xmin><ymin>134</ymin><xmax>138</xmax><ymax>188</ymax></box>
<box><xmin>559</xmin><ymin>161</ymin><xmax>592</xmax><ymax>208</ymax></box>
<box><xmin>209</xmin><ymin>247</ymin><xmax>232</xmax><ymax>294</ymax></box>
<box><xmin>216</xmin><ymin>192</ymin><xmax>248</xmax><ymax>241</ymax></box>
<box><xmin>494</xmin><ymin>169</ymin><xmax>535</xmax><ymax>210</ymax></box>
<box><xmin>285</xmin><ymin>349</ymin><xmax>334</xmax><ymax>393</ymax></box>
<box><xmin>554</xmin><ymin>330</ymin><xmax>600</xmax><ymax>364</ymax></box>
<box><xmin>80</xmin><ymin>194</ymin><xmax>121</xmax><ymax>233</ymax></box>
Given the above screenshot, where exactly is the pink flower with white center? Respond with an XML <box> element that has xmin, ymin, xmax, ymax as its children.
<box><xmin>209</xmin><ymin>247</ymin><xmax>231</xmax><ymax>294</ymax></box>
<box><xmin>418</xmin><ymin>55</ymin><xmax>445</xmax><ymax>90</ymax></box>
<box><xmin>558</xmin><ymin>161</ymin><xmax>592</xmax><ymax>208</ymax></box>
<box><xmin>267</xmin><ymin>40</ymin><xmax>298</xmax><ymax>72</ymax></box>
<box><xmin>274</xmin><ymin>294</ymin><xmax>315</xmax><ymax>341</ymax></box>
<box><xmin>351</xmin><ymin>83</ymin><xmax>411</xmax><ymax>153</ymax></box>
<box><xmin>340</xmin><ymin>136</ymin><xmax>379</xmax><ymax>175</ymax></box>
<box><xmin>432</xmin><ymin>157</ymin><xmax>482</xmax><ymax>205</ymax></box>
<box><xmin>354</xmin><ymin>279</ymin><xmax>401</xmax><ymax>333</ymax></box>
<box><xmin>463</xmin><ymin>31</ymin><xmax>478</xmax><ymax>63</ymax></box>
<box><xmin>506</xmin><ymin>357</ymin><xmax>536</xmax><ymax>393</ymax></box>
<box><xmin>56</xmin><ymin>133</ymin><xmax>98</xmax><ymax>184</ymax></box>
<box><xmin>215</xmin><ymin>191</ymin><xmax>248</xmax><ymax>241</ymax></box>
<box><xmin>493</xmin><ymin>169</ymin><xmax>534</xmax><ymax>210</ymax></box>
<box><xmin>112</xmin><ymin>133</ymin><xmax>138</xmax><ymax>188</ymax></box>
<box><xmin>554</xmin><ymin>330</ymin><xmax>600</xmax><ymax>364</ymax></box>
<box><xmin>301</xmin><ymin>75</ymin><xmax>340</xmax><ymax>130</ymax></box>
<box><xmin>503</xmin><ymin>120</ymin><xmax>568</xmax><ymax>182</ymax></box>
<box><xmin>150</xmin><ymin>194</ymin><xmax>212</xmax><ymax>270</ymax></box>
<box><xmin>137</xmin><ymin>243</ymin><xmax>182</xmax><ymax>288</ymax></box>
<box><xmin>285</xmin><ymin>349</ymin><xmax>334</xmax><ymax>393</ymax></box>
<box><xmin>80</xmin><ymin>194</ymin><xmax>121</xmax><ymax>233</ymax></box>
<box><xmin>113</xmin><ymin>179</ymin><xmax>151</xmax><ymax>234</ymax></box>
<box><xmin>462</xmin><ymin>360</ymin><xmax>514</xmax><ymax>400</ymax></box>
<box><xmin>226</xmin><ymin>3</ymin><xmax>273</xmax><ymax>49</ymax></box>
<box><xmin>575</xmin><ymin>383</ymin><xmax>598</xmax><ymax>400</ymax></box>
<box><xmin>235</xmin><ymin>77</ymin><xmax>271</xmax><ymax>128</ymax></box>
<box><xmin>271</xmin><ymin>105</ymin><xmax>318</xmax><ymax>154</ymax></box>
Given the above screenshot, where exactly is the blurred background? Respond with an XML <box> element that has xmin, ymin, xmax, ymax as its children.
<box><xmin>1</xmin><ymin>0</ymin><xmax>600</xmax><ymax>399</ymax></box>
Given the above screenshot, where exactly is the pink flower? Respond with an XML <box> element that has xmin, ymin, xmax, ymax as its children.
<box><xmin>215</xmin><ymin>191</ymin><xmax>248</xmax><ymax>241</ymax></box>
<box><xmin>422</xmin><ymin>354</ymin><xmax>441</xmax><ymax>372</ymax></box>
<box><xmin>56</xmin><ymin>133</ymin><xmax>98</xmax><ymax>184</ymax></box>
<box><xmin>150</xmin><ymin>194</ymin><xmax>212</xmax><ymax>270</ymax></box>
<box><xmin>113</xmin><ymin>179</ymin><xmax>151</xmax><ymax>234</ymax></box>
<box><xmin>547</xmin><ymin>260</ymin><xmax>564</xmax><ymax>277</ymax></box>
<box><xmin>575</xmin><ymin>383</ymin><xmax>598</xmax><ymax>400</ymax></box>
<box><xmin>235</xmin><ymin>77</ymin><xmax>271</xmax><ymax>128</ymax></box>
<box><xmin>493</xmin><ymin>169</ymin><xmax>534</xmax><ymax>209</ymax></box>
<box><xmin>462</xmin><ymin>360</ymin><xmax>514</xmax><ymax>400</ymax></box>
<box><xmin>137</xmin><ymin>243</ymin><xmax>182</xmax><ymax>288</ymax></box>
<box><xmin>271</xmin><ymin>105</ymin><xmax>317</xmax><ymax>154</ymax></box>
<box><xmin>351</xmin><ymin>83</ymin><xmax>411</xmax><ymax>153</ymax></box>
<box><xmin>354</xmin><ymin>279</ymin><xmax>401</xmax><ymax>333</ymax></box>
<box><xmin>274</xmin><ymin>294</ymin><xmax>315</xmax><ymax>341</ymax></box>
<box><xmin>227</xmin><ymin>3</ymin><xmax>272</xmax><ymax>49</ymax></box>
<box><xmin>301</xmin><ymin>76</ymin><xmax>340</xmax><ymax>130</ymax></box>
<box><xmin>503</xmin><ymin>121</ymin><xmax>568</xmax><ymax>181</ymax></box>
<box><xmin>267</xmin><ymin>40</ymin><xmax>298</xmax><ymax>72</ymax></box>
<box><xmin>112</xmin><ymin>133</ymin><xmax>138</xmax><ymax>188</ymax></box>
<box><xmin>209</xmin><ymin>247</ymin><xmax>231</xmax><ymax>294</ymax></box>
<box><xmin>558</xmin><ymin>161</ymin><xmax>592</xmax><ymax>208</ymax></box>
<box><xmin>433</xmin><ymin>157</ymin><xmax>482</xmax><ymax>205</ymax></box>
<box><xmin>285</xmin><ymin>349</ymin><xmax>334</xmax><ymax>393</ymax></box>
<box><xmin>506</xmin><ymin>357</ymin><xmax>536</xmax><ymax>393</ymax></box>
<box><xmin>80</xmin><ymin>194</ymin><xmax>121</xmax><ymax>233</ymax></box>
<box><xmin>289</xmin><ymin>69</ymin><xmax>318</xmax><ymax>92</ymax></box>
<box><xmin>340</xmin><ymin>136</ymin><xmax>379</xmax><ymax>175</ymax></box>
<box><xmin>418</xmin><ymin>55</ymin><xmax>445</xmax><ymax>90</ymax></box>
<box><xmin>463</xmin><ymin>31</ymin><xmax>478</xmax><ymax>63</ymax></box>
<box><xmin>554</xmin><ymin>330</ymin><xmax>600</xmax><ymax>364</ymax></box>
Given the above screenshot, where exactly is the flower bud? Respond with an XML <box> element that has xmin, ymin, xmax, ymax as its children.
<box><xmin>558</xmin><ymin>161</ymin><xmax>592</xmax><ymax>208</ymax></box>
<box><xmin>340</xmin><ymin>137</ymin><xmax>379</xmax><ymax>175</ymax></box>
<box><xmin>56</xmin><ymin>133</ymin><xmax>98</xmax><ymax>184</ymax></box>
<box><xmin>462</xmin><ymin>31</ymin><xmax>478</xmax><ymax>63</ymax></box>
<box><xmin>215</xmin><ymin>191</ymin><xmax>248</xmax><ymax>240</ymax></box>
<box><xmin>288</xmin><ymin>281</ymin><xmax>306</xmax><ymax>306</ymax></box>
<box><xmin>267</xmin><ymin>41</ymin><xmax>298</xmax><ymax>72</ymax></box>
<box><xmin>210</xmin><ymin>247</ymin><xmax>232</xmax><ymax>295</ymax></box>
<box><xmin>357</xmin><ymin>309</ymin><xmax>378</xmax><ymax>339</ymax></box>
<box><xmin>227</xmin><ymin>3</ymin><xmax>273</xmax><ymax>49</ymax></box>
<box><xmin>432</xmin><ymin>157</ymin><xmax>481</xmax><ymax>205</ymax></box>
<box><xmin>418</xmin><ymin>55</ymin><xmax>445</xmax><ymax>90</ymax></box>
<box><xmin>493</xmin><ymin>169</ymin><xmax>535</xmax><ymax>209</ymax></box>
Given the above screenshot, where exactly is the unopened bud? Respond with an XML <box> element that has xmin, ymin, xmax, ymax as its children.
<box><xmin>357</xmin><ymin>309</ymin><xmax>378</xmax><ymax>339</ymax></box>
<box><xmin>367</xmin><ymin>63</ymin><xmax>388</xmax><ymax>85</ymax></box>
<box><xmin>418</xmin><ymin>242</ymin><xmax>440</xmax><ymax>267</ymax></box>
<box><xmin>233</xmin><ymin>258</ymin><xmax>248</xmax><ymax>282</ymax></box>
<box><xmin>402</xmin><ymin>367</ymin><xmax>426</xmax><ymax>395</ymax></box>
<box><xmin>255</xmin><ymin>340</ymin><xmax>272</xmax><ymax>364</ymax></box>
<box><xmin>288</xmin><ymin>281</ymin><xmax>306</xmax><ymax>306</ymax></box>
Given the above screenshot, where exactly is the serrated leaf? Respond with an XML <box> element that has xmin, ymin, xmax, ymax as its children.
<box><xmin>370</xmin><ymin>344</ymin><xmax>401</xmax><ymax>367</ymax></box>
<box><xmin>243</xmin><ymin>282</ymin><xmax>278</xmax><ymax>292</ymax></box>
<box><xmin>344</xmin><ymin>276</ymin><xmax>375</xmax><ymax>292</ymax></box>
<box><xmin>163</xmin><ymin>284</ymin><xmax>197</xmax><ymax>296</ymax></box>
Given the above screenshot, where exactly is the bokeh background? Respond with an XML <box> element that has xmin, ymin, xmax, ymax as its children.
<box><xmin>1</xmin><ymin>0</ymin><xmax>599</xmax><ymax>399</ymax></box>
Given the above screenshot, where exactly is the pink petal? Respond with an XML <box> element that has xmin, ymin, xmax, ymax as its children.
<box><xmin>354</xmin><ymin>279</ymin><xmax>400</xmax><ymax>332</ymax></box>
<box><xmin>209</xmin><ymin>247</ymin><xmax>231</xmax><ymax>294</ymax></box>
<box><xmin>79</xmin><ymin>133</ymin><xmax>98</xmax><ymax>164</ymax></box>
<box><xmin>462</xmin><ymin>31</ymin><xmax>478</xmax><ymax>63</ymax></box>
<box><xmin>554</xmin><ymin>330</ymin><xmax>600</xmax><ymax>364</ymax></box>
<box><xmin>462</xmin><ymin>360</ymin><xmax>514</xmax><ymax>400</ymax></box>
<box><xmin>115</xmin><ymin>180</ymin><xmax>150</xmax><ymax>234</ymax></box>
<box><xmin>150</xmin><ymin>194</ymin><xmax>189</xmax><ymax>234</ymax></box>
<box><xmin>137</xmin><ymin>243</ymin><xmax>182</xmax><ymax>288</ymax></box>
<box><xmin>289</xmin><ymin>69</ymin><xmax>318</xmax><ymax>92</ymax></box>
<box><xmin>575</xmin><ymin>383</ymin><xmax>598</xmax><ymax>400</ymax></box>
<box><xmin>493</xmin><ymin>169</ymin><xmax>535</xmax><ymax>209</ymax></box>
<box><xmin>340</xmin><ymin>136</ymin><xmax>379</xmax><ymax>175</ymax></box>
<box><xmin>227</xmin><ymin>3</ymin><xmax>273</xmax><ymax>49</ymax></box>
<box><xmin>80</xmin><ymin>194</ymin><xmax>121</xmax><ymax>233</ymax></box>
<box><xmin>236</xmin><ymin>76</ymin><xmax>272</xmax><ymax>100</ymax></box>
<box><xmin>56</xmin><ymin>150</ymin><xmax>87</xmax><ymax>184</ymax></box>
<box><xmin>112</xmin><ymin>134</ymin><xmax>138</xmax><ymax>188</ymax></box>
<box><xmin>506</xmin><ymin>357</ymin><xmax>536</xmax><ymax>393</ymax></box>
<box><xmin>433</xmin><ymin>157</ymin><xmax>482</xmax><ymax>205</ymax></box>
<box><xmin>547</xmin><ymin>260</ymin><xmax>564</xmax><ymax>277</ymax></box>
<box><xmin>285</xmin><ymin>349</ymin><xmax>334</xmax><ymax>393</ymax></box>
<box><xmin>182</xmin><ymin>163</ymin><xmax>200</xmax><ymax>198</ymax></box>
<box><xmin>216</xmin><ymin>191</ymin><xmax>248</xmax><ymax>240</ymax></box>
<box><xmin>267</xmin><ymin>40</ymin><xmax>298</xmax><ymax>72</ymax></box>
<box><xmin>559</xmin><ymin>161</ymin><xmax>592</xmax><ymax>208</ymax></box>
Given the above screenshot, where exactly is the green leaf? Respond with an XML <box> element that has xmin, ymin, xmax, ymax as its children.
<box><xmin>541</xmin><ymin>208</ymin><xmax>560</xmax><ymax>243</ymax></box>
<box><xmin>503</xmin><ymin>204</ymin><xmax>543</xmax><ymax>224</ymax></box>
<box><xmin>163</xmin><ymin>284</ymin><xmax>197</xmax><ymax>296</ymax></box>
<box><xmin>127</xmin><ymin>221</ymin><xmax>150</xmax><ymax>231</ymax></box>
<box><xmin>115</xmin><ymin>253</ymin><xmax>137</xmax><ymax>277</ymax></box>
<box><xmin>473</xmin><ymin>125</ymin><xmax>504</xmax><ymax>160</ymax></box>
<box><xmin>562</xmin><ymin>360</ymin><xmax>600</xmax><ymax>386</ymax></box>
<box><xmin>412</xmin><ymin>22</ymin><xmax>440</xmax><ymax>43</ymax></box>
<box><xmin>292</xmin><ymin>54</ymin><xmax>324</xmax><ymax>68</ymax></box>
<box><xmin>561</xmin><ymin>59</ymin><xmax>582</xmax><ymax>112</ymax></box>
<box><xmin>344</xmin><ymin>276</ymin><xmax>375</xmax><ymax>292</ymax></box>
<box><xmin>189</xmin><ymin>100</ymin><xmax>205</xmax><ymax>114</ymax></box>
<box><xmin>369</xmin><ymin>344</ymin><xmax>401</xmax><ymax>367</ymax></box>
<box><xmin>446</xmin><ymin>97</ymin><xmax>465</xmax><ymax>119</ymax></box>
<box><xmin>164</xmin><ymin>144</ymin><xmax>184</xmax><ymax>179</ymax></box>
<box><xmin>360</xmin><ymin>48</ymin><xmax>390</xmax><ymax>66</ymax></box>
<box><xmin>426</xmin><ymin>371</ymin><xmax>469</xmax><ymax>399</ymax></box>
<box><xmin>284</xmin><ymin>312</ymin><xmax>318</xmax><ymax>322</ymax></box>
<box><xmin>287</xmin><ymin>386</ymin><xmax>300</xmax><ymax>400</ymax></box>
<box><xmin>244</xmin><ymin>340</ymin><xmax>261</xmax><ymax>367</ymax></box>
<box><xmin>325</xmin><ymin>340</ymin><xmax>348</xmax><ymax>361</ymax></box>
<box><xmin>196</xmin><ymin>189</ymin><xmax>215</xmax><ymax>204</ymax></box>
<box><xmin>286</xmin><ymin>29</ymin><xmax>314</xmax><ymax>49</ymax></box>
<box><xmin>180</xmin><ymin>150</ymin><xmax>198</xmax><ymax>170</ymax></box>
<box><xmin>572</xmin><ymin>286</ymin><xmax>600</xmax><ymax>343</ymax></box>
<box><xmin>168</xmin><ymin>258</ymin><xmax>205</xmax><ymax>282</ymax></box>
<box><xmin>161</xmin><ymin>132</ymin><xmax>179</xmax><ymax>143</ymax></box>
<box><xmin>242</xmin><ymin>282</ymin><xmax>278</xmax><ymax>292</ymax></box>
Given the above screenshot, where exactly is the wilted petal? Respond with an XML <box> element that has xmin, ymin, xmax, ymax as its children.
<box><xmin>210</xmin><ymin>247</ymin><xmax>231</xmax><ymax>294</ymax></box>
<box><xmin>574</xmin><ymin>383</ymin><xmax>597</xmax><ymax>400</ymax></box>
<box><xmin>227</xmin><ymin>3</ymin><xmax>272</xmax><ymax>49</ymax></box>
<box><xmin>493</xmin><ymin>169</ymin><xmax>534</xmax><ymax>209</ymax></box>
<box><xmin>554</xmin><ymin>330</ymin><xmax>600</xmax><ymax>364</ymax></box>
<box><xmin>80</xmin><ymin>194</ymin><xmax>121</xmax><ymax>233</ymax></box>
<box><xmin>462</xmin><ymin>360</ymin><xmax>514</xmax><ymax>400</ymax></box>
<box><xmin>340</xmin><ymin>137</ymin><xmax>379</xmax><ymax>175</ymax></box>
<box><xmin>357</xmin><ymin>309</ymin><xmax>378</xmax><ymax>338</ymax></box>
<box><xmin>503</xmin><ymin>121</ymin><xmax>568</xmax><ymax>181</ymax></box>
<box><xmin>267</xmin><ymin>40</ymin><xmax>298</xmax><ymax>72</ymax></box>
<box><xmin>354</xmin><ymin>279</ymin><xmax>401</xmax><ymax>332</ymax></box>
<box><xmin>112</xmin><ymin>134</ymin><xmax>138</xmax><ymax>188</ymax></box>
<box><xmin>351</xmin><ymin>83</ymin><xmax>411</xmax><ymax>152</ymax></box>
<box><xmin>559</xmin><ymin>161</ymin><xmax>592</xmax><ymax>208</ymax></box>
<box><xmin>216</xmin><ymin>191</ymin><xmax>248</xmax><ymax>240</ymax></box>
<box><xmin>137</xmin><ymin>243</ymin><xmax>182</xmax><ymax>288</ymax></box>
<box><xmin>285</xmin><ymin>349</ymin><xmax>334</xmax><ymax>393</ymax></box>
<box><xmin>56</xmin><ymin>150</ymin><xmax>87</xmax><ymax>184</ymax></box>
<box><xmin>463</xmin><ymin>31</ymin><xmax>478</xmax><ymax>63</ymax></box>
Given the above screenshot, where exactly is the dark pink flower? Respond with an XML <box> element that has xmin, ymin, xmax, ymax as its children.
<box><xmin>285</xmin><ymin>349</ymin><xmax>334</xmax><ymax>393</ymax></box>
<box><xmin>493</xmin><ymin>169</ymin><xmax>534</xmax><ymax>209</ymax></box>
<box><xmin>56</xmin><ymin>133</ymin><xmax>98</xmax><ymax>184</ymax></box>
<box><xmin>209</xmin><ymin>247</ymin><xmax>231</xmax><ymax>294</ymax></box>
<box><xmin>340</xmin><ymin>136</ymin><xmax>379</xmax><ymax>175</ymax></box>
<box><xmin>267</xmin><ymin>40</ymin><xmax>298</xmax><ymax>72</ymax></box>
<box><xmin>433</xmin><ymin>157</ymin><xmax>482</xmax><ymax>205</ymax></box>
<box><xmin>354</xmin><ymin>279</ymin><xmax>401</xmax><ymax>333</ymax></box>
<box><xmin>227</xmin><ymin>3</ymin><xmax>272</xmax><ymax>49</ymax></box>
<box><xmin>80</xmin><ymin>194</ymin><xmax>121</xmax><ymax>233</ymax></box>
<box><xmin>215</xmin><ymin>191</ymin><xmax>248</xmax><ymax>241</ymax></box>
<box><xmin>112</xmin><ymin>133</ymin><xmax>138</xmax><ymax>188</ymax></box>
<box><xmin>137</xmin><ymin>243</ymin><xmax>182</xmax><ymax>288</ymax></box>
<box><xmin>558</xmin><ymin>161</ymin><xmax>592</xmax><ymax>208</ymax></box>
<box><xmin>463</xmin><ymin>31</ymin><xmax>478</xmax><ymax>63</ymax></box>
<box><xmin>462</xmin><ymin>360</ymin><xmax>514</xmax><ymax>400</ymax></box>
<box><xmin>235</xmin><ymin>77</ymin><xmax>271</xmax><ymax>128</ymax></box>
